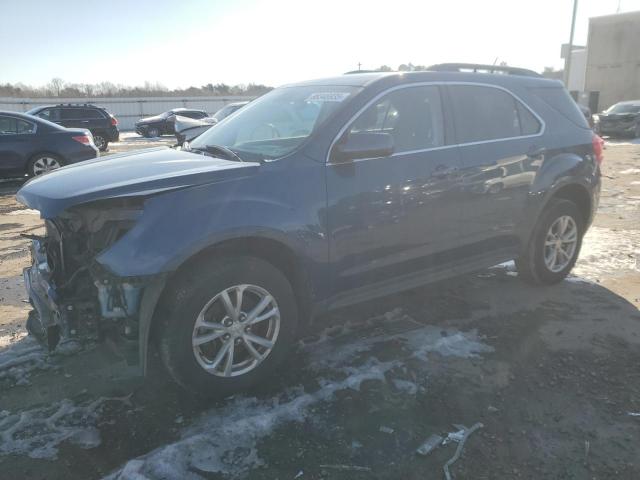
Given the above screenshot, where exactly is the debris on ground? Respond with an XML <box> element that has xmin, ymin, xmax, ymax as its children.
<box><xmin>443</xmin><ymin>422</ymin><xmax>484</xmax><ymax>480</ymax></box>
<box><xmin>379</xmin><ymin>426</ymin><xmax>394</xmax><ymax>434</ymax></box>
<box><xmin>627</xmin><ymin>412</ymin><xmax>640</xmax><ymax>417</ymax></box>
<box><xmin>319</xmin><ymin>464</ymin><xmax>372</xmax><ymax>472</ymax></box>
<box><xmin>416</xmin><ymin>434</ymin><xmax>444</xmax><ymax>456</ymax></box>
<box><xmin>294</xmin><ymin>470</ymin><xmax>304</xmax><ymax>478</ymax></box>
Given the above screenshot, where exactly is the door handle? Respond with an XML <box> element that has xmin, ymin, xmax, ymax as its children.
<box><xmin>432</xmin><ymin>165</ymin><xmax>458</xmax><ymax>179</ymax></box>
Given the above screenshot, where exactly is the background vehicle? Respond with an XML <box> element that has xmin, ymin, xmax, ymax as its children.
<box><xmin>17</xmin><ymin>66</ymin><xmax>601</xmax><ymax>395</ymax></box>
<box><xmin>26</xmin><ymin>104</ymin><xmax>119</xmax><ymax>151</ymax></box>
<box><xmin>594</xmin><ymin>100</ymin><xmax>640</xmax><ymax>137</ymax></box>
<box><xmin>135</xmin><ymin>108</ymin><xmax>208</xmax><ymax>138</ymax></box>
<box><xmin>0</xmin><ymin>111</ymin><xmax>97</xmax><ymax>177</ymax></box>
<box><xmin>174</xmin><ymin>102</ymin><xmax>249</xmax><ymax>145</ymax></box>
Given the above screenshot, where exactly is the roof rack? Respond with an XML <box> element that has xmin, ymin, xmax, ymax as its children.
<box><xmin>55</xmin><ymin>103</ymin><xmax>98</xmax><ymax>107</ymax></box>
<box><xmin>427</xmin><ymin>63</ymin><xmax>541</xmax><ymax>78</ymax></box>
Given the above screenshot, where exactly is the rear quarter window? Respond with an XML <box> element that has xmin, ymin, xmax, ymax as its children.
<box><xmin>529</xmin><ymin>87</ymin><xmax>590</xmax><ymax>129</ymax></box>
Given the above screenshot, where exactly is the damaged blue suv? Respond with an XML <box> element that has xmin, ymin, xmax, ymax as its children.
<box><xmin>18</xmin><ymin>64</ymin><xmax>602</xmax><ymax>395</ymax></box>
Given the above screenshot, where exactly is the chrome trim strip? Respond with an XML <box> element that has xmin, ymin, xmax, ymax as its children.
<box><xmin>326</xmin><ymin>81</ymin><xmax>546</xmax><ymax>164</ymax></box>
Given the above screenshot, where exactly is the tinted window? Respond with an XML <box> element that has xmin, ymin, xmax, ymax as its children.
<box><xmin>0</xmin><ymin>116</ymin><xmax>35</xmax><ymax>135</ymax></box>
<box><xmin>516</xmin><ymin>102</ymin><xmax>540</xmax><ymax>135</ymax></box>
<box><xmin>61</xmin><ymin>108</ymin><xmax>82</xmax><ymax>120</ymax></box>
<box><xmin>37</xmin><ymin>108</ymin><xmax>61</xmax><ymax>122</ymax></box>
<box><xmin>449</xmin><ymin>85</ymin><xmax>540</xmax><ymax>143</ymax></box>
<box><xmin>83</xmin><ymin>109</ymin><xmax>106</xmax><ymax>119</ymax></box>
<box><xmin>63</xmin><ymin>108</ymin><xmax>105</xmax><ymax>120</ymax></box>
<box><xmin>348</xmin><ymin>85</ymin><xmax>445</xmax><ymax>152</ymax></box>
<box><xmin>182</xmin><ymin>111</ymin><xmax>206</xmax><ymax>119</ymax></box>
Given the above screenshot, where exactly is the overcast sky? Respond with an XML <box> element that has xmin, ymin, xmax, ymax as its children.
<box><xmin>2</xmin><ymin>0</ymin><xmax>640</xmax><ymax>89</ymax></box>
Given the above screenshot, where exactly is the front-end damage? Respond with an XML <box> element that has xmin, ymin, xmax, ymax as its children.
<box><xmin>23</xmin><ymin>198</ymin><xmax>165</xmax><ymax>371</ymax></box>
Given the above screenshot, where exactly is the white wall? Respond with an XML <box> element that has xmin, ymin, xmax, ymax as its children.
<box><xmin>0</xmin><ymin>96</ymin><xmax>254</xmax><ymax>130</ymax></box>
<box><xmin>567</xmin><ymin>49</ymin><xmax>587</xmax><ymax>92</ymax></box>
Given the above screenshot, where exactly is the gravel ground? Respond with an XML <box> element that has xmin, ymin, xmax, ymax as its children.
<box><xmin>0</xmin><ymin>134</ymin><xmax>638</xmax><ymax>480</ymax></box>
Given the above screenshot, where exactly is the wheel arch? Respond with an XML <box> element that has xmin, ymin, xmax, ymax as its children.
<box><xmin>143</xmin><ymin>235</ymin><xmax>314</xmax><ymax>370</ymax></box>
<box><xmin>547</xmin><ymin>183</ymin><xmax>592</xmax><ymax>227</ymax></box>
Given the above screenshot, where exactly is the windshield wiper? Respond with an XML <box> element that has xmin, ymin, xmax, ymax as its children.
<box><xmin>190</xmin><ymin>144</ymin><xmax>244</xmax><ymax>162</ymax></box>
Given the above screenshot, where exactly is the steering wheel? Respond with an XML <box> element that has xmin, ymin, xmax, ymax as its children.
<box><xmin>250</xmin><ymin>123</ymin><xmax>281</xmax><ymax>140</ymax></box>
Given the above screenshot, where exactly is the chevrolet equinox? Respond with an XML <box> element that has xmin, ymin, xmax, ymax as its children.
<box><xmin>18</xmin><ymin>65</ymin><xmax>602</xmax><ymax>395</ymax></box>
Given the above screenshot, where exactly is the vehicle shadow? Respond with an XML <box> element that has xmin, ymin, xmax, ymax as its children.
<box><xmin>1</xmin><ymin>266</ymin><xmax>639</xmax><ymax>479</ymax></box>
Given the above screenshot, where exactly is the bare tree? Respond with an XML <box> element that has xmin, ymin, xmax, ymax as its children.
<box><xmin>49</xmin><ymin>77</ymin><xmax>65</xmax><ymax>96</ymax></box>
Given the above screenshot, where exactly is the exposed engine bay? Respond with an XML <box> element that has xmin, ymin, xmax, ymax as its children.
<box><xmin>24</xmin><ymin>198</ymin><xmax>153</xmax><ymax>358</ymax></box>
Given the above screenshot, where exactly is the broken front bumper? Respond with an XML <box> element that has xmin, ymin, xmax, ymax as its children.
<box><xmin>23</xmin><ymin>238</ymin><xmax>166</xmax><ymax>373</ymax></box>
<box><xmin>23</xmin><ymin>239</ymin><xmax>70</xmax><ymax>349</ymax></box>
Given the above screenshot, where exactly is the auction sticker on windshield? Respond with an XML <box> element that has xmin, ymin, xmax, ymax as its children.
<box><xmin>306</xmin><ymin>92</ymin><xmax>351</xmax><ymax>103</ymax></box>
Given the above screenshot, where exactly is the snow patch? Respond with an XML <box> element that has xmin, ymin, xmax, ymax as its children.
<box><xmin>619</xmin><ymin>168</ymin><xmax>640</xmax><ymax>175</ymax></box>
<box><xmin>0</xmin><ymin>396</ymin><xmax>131</xmax><ymax>459</ymax></box>
<box><xmin>0</xmin><ymin>334</ymin><xmax>82</xmax><ymax>386</ymax></box>
<box><xmin>574</xmin><ymin>227</ymin><xmax>640</xmax><ymax>280</ymax></box>
<box><xmin>7</xmin><ymin>208</ymin><xmax>39</xmax><ymax>216</ymax></box>
<box><xmin>105</xmin><ymin>312</ymin><xmax>492</xmax><ymax>480</ymax></box>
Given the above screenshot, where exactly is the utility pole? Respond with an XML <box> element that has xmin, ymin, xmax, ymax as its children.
<box><xmin>357</xmin><ymin>62</ymin><xmax>362</xmax><ymax>71</ymax></box>
<box><xmin>564</xmin><ymin>0</ymin><xmax>579</xmax><ymax>87</ymax></box>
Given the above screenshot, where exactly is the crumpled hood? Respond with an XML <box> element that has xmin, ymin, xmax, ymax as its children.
<box><xmin>174</xmin><ymin>115</ymin><xmax>217</xmax><ymax>134</ymax></box>
<box><xmin>17</xmin><ymin>147</ymin><xmax>259</xmax><ymax>218</ymax></box>
<box><xmin>136</xmin><ymin>115</ymin><xmax>165</xmax><ymax>125</ymax></box>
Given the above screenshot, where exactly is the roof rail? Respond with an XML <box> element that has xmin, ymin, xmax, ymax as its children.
<box><xmin>55</xmin><ymin>103</ymin><xmax>98</xmax><ymax>107</ymax></box>
<box><xmin>427</xmin><ymin>63</ymin><xmax>542</xmax><ymax>78</ymax></box>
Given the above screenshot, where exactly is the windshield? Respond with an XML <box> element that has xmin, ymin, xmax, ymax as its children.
<box><xmin>605</xmin><ymin>103</ymin><xmax>640</xmax><ymax>114</ymax></box>
<box><xmin>190</xmin><ymin>85</ymin><xmax>360</xmax><ymax>159</ymax></box>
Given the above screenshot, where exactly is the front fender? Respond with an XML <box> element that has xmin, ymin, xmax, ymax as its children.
<box><xmin>95</xmin><ymin>159</ymin><xmax>327</xmax><ymax>278</ymax></box>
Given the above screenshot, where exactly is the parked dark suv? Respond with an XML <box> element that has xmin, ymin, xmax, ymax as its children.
<box><xmin>135</xmin><ymin>108</ymin><xmax>208</xmax><ymax>138</ymax></box>
<box><xmin>17</xmin><ymin>65</ymin><xmax>602</xmax><ymax>395</ymax></box>
<box><xmin>26</xmin><ymin>104</ymin><xmax>119</xmax><ymax>151</ymax></box>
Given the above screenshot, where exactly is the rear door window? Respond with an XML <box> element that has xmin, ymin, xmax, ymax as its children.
<box><xmin>348</xmin><ymin>85</ymin><xmax>445</xmax><ymax>152</ymax></box>
<box><xmin>448</xmin><ymin>85</ymin><xmax>541</xmax><ymax>143</ymax></box>
<box><xmin>37</xmin><ymin>108</ymin><xmax>61</xmax><ymax>122</ymax></box>
<box><xmin>0</xmin><ymin>116</ymin><xmax>35</xmax><ymax>134</ymax></box>
<box><xmin>61</xmin><ymin>108</ymin><xmax>82</xmax><ymax>120</ymax></box>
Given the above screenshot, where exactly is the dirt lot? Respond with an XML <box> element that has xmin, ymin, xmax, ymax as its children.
<box><xmin>0</xmin><ymin>134</ymin><xmax>639</xmax><ymax>480</ymax></box>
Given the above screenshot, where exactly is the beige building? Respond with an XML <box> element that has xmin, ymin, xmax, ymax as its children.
<box><xmin>584</xmin><ymin>11</ymin><xmax>640</xmax><ymax>110</ymax></box>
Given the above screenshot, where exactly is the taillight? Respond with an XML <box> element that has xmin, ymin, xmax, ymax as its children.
<box><xmin>592</xmin><ymin>134</ymin><xmax>604</xmax><ymax>165</ymax></box>
<box><xmin>110</xmin><ymin>116</ymin><xmax>118</xmax><ymax>126</ymax></box>
<box><xmin>72</xmin><ymin>135</ymin><xmax>91</xmax><ymax>145</ymax></box>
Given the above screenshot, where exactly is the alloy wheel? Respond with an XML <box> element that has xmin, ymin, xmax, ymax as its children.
<box><xmin>93</xmin><ymin>135</ymin><xmax>105</xmax><ymax>149</ymax></box>
<box><xmin>32</xmin><ymin>156</ymin><xmax>62</xmax><ymax>175</ymax></box>
<box><xmin>544</xmin><ymin>215</ymin><xmax>578</xmax><ymax>273</ymax></box>
<box><xmin>191</xmin><ymin>284</ymin><xmax>280</xmax><ymax>377</ymax></box>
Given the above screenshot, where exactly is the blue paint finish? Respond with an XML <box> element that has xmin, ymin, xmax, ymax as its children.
<box><xmin>17</xmin><ymin>70</ymin><xmax>602</xmax><ymax>338</ymax></box>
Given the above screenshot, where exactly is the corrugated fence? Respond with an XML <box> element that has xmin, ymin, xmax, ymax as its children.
<box><xmin>0</xmin><ymin>96</ymin><xmax>254</xmax><ymax>130</ymax></box>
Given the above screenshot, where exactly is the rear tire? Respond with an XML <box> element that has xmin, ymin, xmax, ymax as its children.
<box><xmin>93</xmin><ymin>134</ymin><xmax>108</xmax><ymax>151</ymax></box>
<box><xmin>516</xmin><ymin>199</ymin><xmax>584</xmax><ymax>285</ymax></box>
<box><xmin>28</xmin><ymin>153</ymin><xmax>63</xmax><ymax>177</ymax></box>
<box><xmin>157</xmin><ymin>256</ymin><xmax>298</xmax><ymax>396</ymax></box>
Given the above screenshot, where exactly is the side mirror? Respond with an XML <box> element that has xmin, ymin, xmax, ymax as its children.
<box><xmin>331</xmin><ymin>132</ymin><xmax>394</xmax><ymax>163</ymax></box>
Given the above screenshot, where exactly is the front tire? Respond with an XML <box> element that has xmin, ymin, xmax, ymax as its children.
<box><xmin>516</xmin><ymin>199</ymin><xmax>584</xmax><ymax>285</ymax></box>
<box><xmin>146</xmin><ymin>127</ymin><xmax>160</xmax><ymax>138</ymax></box>
<box><xmin>157</xmin><ymin>256</ymin><xmax>299</xmax><ymax>396</ymax></box>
